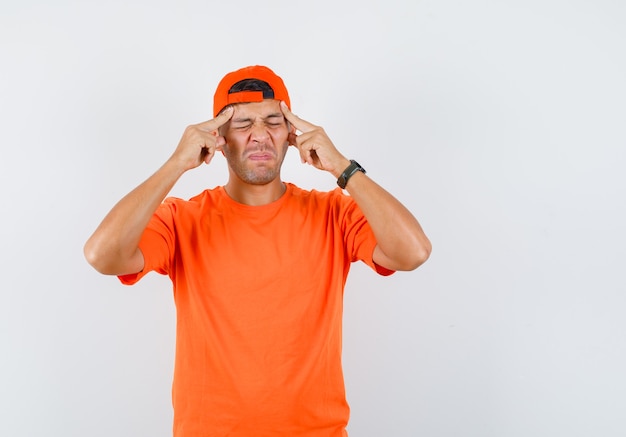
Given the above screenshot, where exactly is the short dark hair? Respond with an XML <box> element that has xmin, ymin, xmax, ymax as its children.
<box><xmin>228</xmin><ymin>79</ymin><xmax>275</xmax><ymax>99</ymax></box>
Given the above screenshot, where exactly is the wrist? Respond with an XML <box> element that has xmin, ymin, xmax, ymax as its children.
<box><xmin>163</xmin><ymin>156</ymin><xmax>190</xmax><ymax>178</ymax></box>
<box><xmin>331</xmin><ymin>158</ymin><xmax>352</xmax><ymax>179</ymax></box>
<box><xmin>336</xmin><ymin>159</ymin><xmax>366</xmax><ymax>189</ymax></box>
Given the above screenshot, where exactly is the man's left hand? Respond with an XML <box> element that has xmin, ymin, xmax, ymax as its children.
<box><xmin>280</xmin><ymin>101</ymin><xmax>350</xmax><ymax>178</ymax></box>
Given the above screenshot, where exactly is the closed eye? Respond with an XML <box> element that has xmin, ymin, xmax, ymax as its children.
<box><xmin>230</xmin><ymin>114</ymin><xmax>285</xmax><ymax>130</ymax></box>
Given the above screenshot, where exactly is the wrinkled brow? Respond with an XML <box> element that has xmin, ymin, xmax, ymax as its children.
<box><xmin>232</xmin><ymin>113</ymin><xmax>285</xmax><ymax>123</ymax></box>
<box><xmin>263</xmin><ymin>113</ymin><xmax>284</xmax><ymax>120</ymax></box>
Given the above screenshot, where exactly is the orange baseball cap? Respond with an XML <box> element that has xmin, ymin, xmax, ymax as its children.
<box><xmin>213</xmin><ymin>65</ymin><xmax>291</xmax><ymax>117</ymax></box>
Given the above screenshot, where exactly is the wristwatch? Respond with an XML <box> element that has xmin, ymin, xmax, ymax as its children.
<box><xmin>337</xmin><ymin>160</ymin><xmax>366</xmax><ymax>189</ymax></box>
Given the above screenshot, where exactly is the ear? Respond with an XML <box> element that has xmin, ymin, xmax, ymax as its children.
<box><xmin>287</xmin><ymin>132</ymin><xmax>297</xmax><ymax>147</ymax></box>
<box><xmin>287</xmin><ymin>121</ymin><xmax>296</xmax><ymax>134</ymax></box>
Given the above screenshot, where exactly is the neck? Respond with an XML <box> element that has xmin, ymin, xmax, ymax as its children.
<box><xmin>224</xmin><ymin>178</ymin><xmax>286</xmax><ymax>206</ymax></box>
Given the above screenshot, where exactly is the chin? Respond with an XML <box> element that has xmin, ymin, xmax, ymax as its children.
<box><xmin>240</xmin><ymin>169</ymin><xmax>280</xmax><ymax>185</ymax></box>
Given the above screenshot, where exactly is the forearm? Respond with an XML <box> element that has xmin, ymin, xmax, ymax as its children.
<box><xmin>84</xmin><ymin>159</ymin><xmax>185</xmax><ymax>275</ymax></box>
<box><xmin>342</xmin><ymin>169</ymin><xmax>431</xmax><ymax>271</ymax></box>
<box><xmin>277</xmin><ymin>104</ymin><xmax>431</xmax><ymax>270</ymax></box>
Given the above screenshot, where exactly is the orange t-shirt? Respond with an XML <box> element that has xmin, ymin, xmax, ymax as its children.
<box><xmin>119</xmin><ymin>183</ymin><xmax>394</xmax><ymax>437</ymax></box>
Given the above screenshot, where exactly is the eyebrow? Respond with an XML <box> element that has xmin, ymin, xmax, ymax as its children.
<box><xmin>231</xmin><ymin>113</ymin><xmax>285</xmax><ymax>123</ymax></box>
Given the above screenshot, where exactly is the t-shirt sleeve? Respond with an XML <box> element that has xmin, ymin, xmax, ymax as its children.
<box><xmin>117</xmin><ymin>199</ymin><xmax>178</xmax><ymax>285</ymax></box>
<box><xmin>336</xmin><ymin>189</ymin><xmax>395</xmax><ymax>277</ymax></box>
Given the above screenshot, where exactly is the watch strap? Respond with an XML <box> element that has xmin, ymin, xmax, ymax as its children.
<box><xmin>337</xmin><ymin>160</ymin><xmax>366</xmax><ymax>189</ymax></box>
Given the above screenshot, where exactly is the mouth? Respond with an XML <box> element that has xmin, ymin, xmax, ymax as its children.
<box><xmin>246</xmin><ymin>146</ymin><xmax>277</xmax><ymax>161</ymax></box>
<box><xmin>248</xmin><ymin>152</ymin><xmax>275</xmax><ymax>161</ymax></box>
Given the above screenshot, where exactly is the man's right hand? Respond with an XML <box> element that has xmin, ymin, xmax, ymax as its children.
<box><xmin>84</xmin><ymin>106</ymin><xmax>235</xmax><ymax>276</ymax></box>
<box><xmin>170</xmin><ymin>106</ymin><xmax>234</xmax><ymax>170</ymax></box>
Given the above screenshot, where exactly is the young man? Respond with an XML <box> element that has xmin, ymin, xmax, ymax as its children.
<box><xmin>84</xmin><ymin>65</ymin><xmax>431</xmax><ymax>436</ymax></box>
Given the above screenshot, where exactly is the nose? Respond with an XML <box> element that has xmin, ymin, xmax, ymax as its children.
<box><xmin>250</xmin><ymin>121</ymin><xmax>270</xmax><ymax>144</ymax></box>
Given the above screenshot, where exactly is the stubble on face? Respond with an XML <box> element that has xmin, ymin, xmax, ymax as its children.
<box><xmin>225</xmin><ymin>147</ymin><xmax>287</xmax><ymax>185</ymax></box>
<box><xmin>220</xmin><ymin>102</ymin><xmax>290</xmax><ymax>185</ymax></box>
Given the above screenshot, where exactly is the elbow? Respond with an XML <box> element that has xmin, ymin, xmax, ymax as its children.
<box><xmin>84</xmin><ymin>236</ymin><xmax>142</xmax><ymax>276</ymax></box>
<box><xmin>406</xmin><ymin>247</ymin><xmax>431</xmax><ymax>271</ymax></box>
<box><xmin>414</xmin><ymin>243</ymin><xmax>432</xmax><ymax>270</ymax></box>
<box><xmin>83</xmin><ymin>240</ymin><xmax>104</xmax><ymax>274</ymax></box>
<box><xmin>83</xmin><ymin>238</ymin><xmax>115</xmax><ymax>275</ymax></box>
<box><xmin>402</xmin><ymin>238</ymin><xmax>432</xmax><ymax>271</ymax></box>
<box><xmin>376</xmin><ymin>236</ymin><xmax>432</xmax><ymax>272</ymax></box>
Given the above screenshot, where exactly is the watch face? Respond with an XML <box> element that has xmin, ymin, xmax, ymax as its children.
<box><xmin>337</xmin><ymin>160</ymin><xmax>365</xmax><ymax>188</ymax></box>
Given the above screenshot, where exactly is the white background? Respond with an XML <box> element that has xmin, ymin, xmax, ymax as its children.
<box><xmin>1</xmin><ymin>1</ymin><xmax>625</xmax><ymax>436</ymax></box>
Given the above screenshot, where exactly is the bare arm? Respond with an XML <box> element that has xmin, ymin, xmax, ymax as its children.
<box><xmin>83</xmin><ymin>108</ymin><xmax>234</xmax><ymax>275</ymax></box>
<box><xmin>280</xmin><ymin>102</ymin><xmax>431</xmax><ymax>271</ymax></box>
<box><xmin>340</xmin><ymin>170</ymin><xmax>431</xmax><ymax>271</ymax></box>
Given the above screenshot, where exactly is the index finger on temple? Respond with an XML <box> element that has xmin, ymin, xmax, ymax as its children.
<box><xmin>280</xmin><ymin>101</ymin><xmax>316</xmax><ymax>133</ymax></box>
<box><xmin>197</xmin><ymin>106</ymin><xmax>234</xmax><ymax>131</ymax></box>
